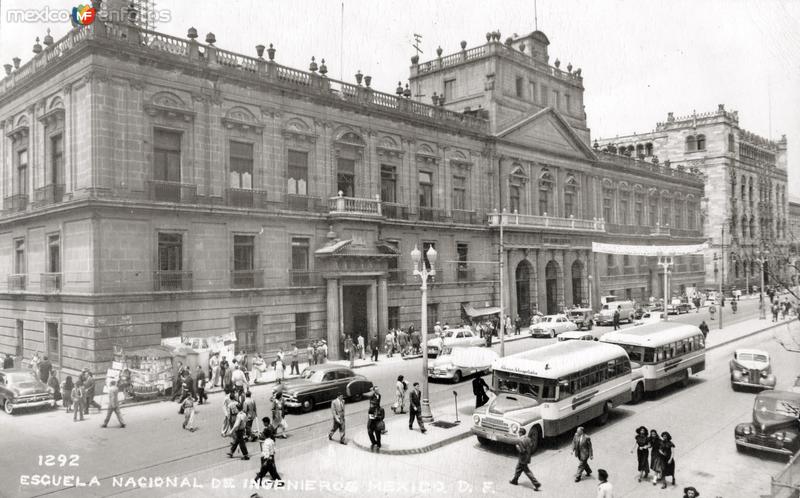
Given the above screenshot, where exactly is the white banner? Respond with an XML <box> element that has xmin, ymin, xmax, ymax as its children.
<box><xmin>592</xmin><ymin>242</ymin><xmax>708</xmax><ymax>256</ymax></box>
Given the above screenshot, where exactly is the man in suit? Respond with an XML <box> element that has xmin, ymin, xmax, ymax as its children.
<box><xmin>408</xmin><ymin>382</ymin><xmax>427</xmax><ymax>433</ymax></box>
<box><xmin>472</xmin><ymin>376</ymin><xmax>491</xmax><ymax>408</ymax></box>
<box><xmin>509</xmin><ymin>428</ymin><xmax>541</xmax><ymax>490</ymax></box>
<box><xmin>329</xmin><ymin>393</ymin><xmax>347</xmax><ymax>444</ymax></box>
<box><xmin>38</xmin><ymin>355</ymin><xmax>52</xmax><ymax>384</ymax></box>
<box><xmin>573</xmin><ymin>426</ymin><xmax>594</xmax><ymax>482</ymax></box>
<box><xmin>612</xmin><ymin>306</ymin><xmax>621</xmax><ymax>331</ymax></box>
<box><xmin>227</xmin><ymin>405</ymin><xmax>250</xmax><ymax>460</ymax></box>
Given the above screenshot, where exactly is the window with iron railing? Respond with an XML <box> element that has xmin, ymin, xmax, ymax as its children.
<box><xmin>337</xmin><ymin>158</ymin><xmax>355</xmax><ymax>197</ymax></box>
<box><xmin>235</xmin><ymin>315</ymin><xmax>259</xmax><ymax>354</ymax></box>
<box><xmin>287</xmin><ymin>150</ymin><xmax>308</xmax><ymax>195</ymax></box>
<box><xmin>452</xmin><ymin>176</ymin><xmax>466</xmax><ymax>211</ymax></box>
<box><xmin>14</xmin><ymin>238</ymin><xmax>25</xmax><ymax>275</ymax></box>
<box><xmin>419</xmin><ymin>171</ymin><xmax>433</xmax><ymax>208</ymax></box>
<box><xmin>230</xmin><ymin>141</ymin><xmax>253</xmax><ymax>189</ymax></box>
<box><xmin>380</xmin><ymin>165</ymin><xmax>397</xmax><ymax>204</ymax></box>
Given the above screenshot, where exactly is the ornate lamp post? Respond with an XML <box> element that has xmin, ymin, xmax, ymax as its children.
<box><xmin>757</xmin><ymin>249</ymin><xmax>769</xmax><ymax>320</ymax></box>
<box><xmin>658</xmin><ymin>256</ymin><xmax>673</xmax><ymax>321</ymax></box>
<box><xmin>587</xmin><ymin>274</ymin><xmax>593</xmax><ymax>310</ymax></box>
<box><xmin>411</xmin><ymin>244</ymin><xmax>437</xmax><ymax>422</ymax></box>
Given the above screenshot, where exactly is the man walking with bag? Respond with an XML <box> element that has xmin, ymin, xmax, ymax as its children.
<box><xmin>510</xmin><ymin>428</ymin><xmax>541</xmax><ymax>491</ymax></box>
<box><xmin>573</xmin><ymin>426</ymin><xmax>594</xmax><ymax>482</ymax></box>
<box><xmin>329</xmin><ymin>393</ymin><xmax>347</xmax><ymax>444</ymax></box>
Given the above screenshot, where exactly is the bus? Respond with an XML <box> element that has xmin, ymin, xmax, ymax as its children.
<box><xmin>471</xmin><ymin>340</ymin><xmax>632</xmax><ymax>453</ymax></box>
<box><xmin>600</xmin><ymin>322</ymin><xmax>705</xmax><ymax>402</ymax></box>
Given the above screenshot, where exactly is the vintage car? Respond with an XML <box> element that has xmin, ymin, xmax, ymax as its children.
<box><xmin>282</xmin><ymin>364</ymin><xmax>373</xmax><ymax>413</ymax></box>
<box><xmin>529</xmin><ymin>315</ymin><xmax>578</xmax><ymax>338</ymax></box>
<box><xmin>428</xmin><ymin>346</ymin><xmax>498</xmax><ymax>383</ymax></box>
<box><xmin>633</xmin><ymin>311</ymin><xmax>666</xmax><ymax>326</ymax></box>
<box><xmin>667</xmin><ymin>300</ymin><xmax>692</xmax><ymax>315</ymax></box>
<box><xmin>557</xmin><ymin>330</ymin><xmax>599</xmax><ymax>342</ymax></box>
<box><xmin>0</xmin><ymin>369</ymin><xmax>56</xmax><ymax>415</ymax></box>
<box><xmin>565</xmin><ymin>308</ymin><xmax>594</xmax><ymax>331</ymax></box>
<box><xmin>734</xmin><ymin>390</ymin><xmax>800</xmax><ymax>457</ymax></box>
<box><xmin>426</xmin><ymin>327</ymin><xmax>484</xmax><ymax>358</ymax></box>
<box><xmin>730</xmin><ymin>349</ymin><xmax>776</xmax><ymax>391</ymax></box>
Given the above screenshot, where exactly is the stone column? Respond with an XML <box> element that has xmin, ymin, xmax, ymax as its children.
<box><xmin>326</xmin><ymin>278</ymin><xmax>340</xmax><ymax>359</ymax></box>
<box><xmin>377</xmin><ymin>276</ymin><xmax>388</xmax><ymax>350</ymax></box>
<box><xmin>367</xmin><ymin>280</ymin><xmax>378</xmax><ymax>344</ymax></box>
<box><xmin>563</xmin><ymin>250</ymin><xmax>574</xmax><ymax>307</ymax></box>
<box><xmin>536</xmin><ymin>248</ymin><xmax>547</xmax><ymax>314</ymax></box>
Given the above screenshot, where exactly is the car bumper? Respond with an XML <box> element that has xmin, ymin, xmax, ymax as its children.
<box><xmin>9</xmin><ymin>398</ymin><xmax>53</xmax><ymax>410</ymax></box>
<box><xmin>735</xmin><ymin>437</ymin><xmax>794</xmax><ymax>455</ymax></box>
<box><xmin>530</xmin><ymin>330</ymin><xmax>549</xmax><ymax>337</ymax></box>
<box><xmin>732</xmin><ymin>379</ymin><xmax>775</xmax><ymax>388</ymax></box>
<box><xmin>283</xmin><ymin>400</ymin><xmax>301</xmax><ymax>408</ymax></box>
<box><xmin>428</xmin><ymin>369</ymin><xmax>456</xmax><ymax>380</ymax></box>
<box><xmin>471</xmin><ymin>425</ymin><xmax>522</xmax><ymax>445</ymax></box>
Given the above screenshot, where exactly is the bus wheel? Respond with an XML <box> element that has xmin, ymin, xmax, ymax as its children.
<box><xmin>631</xmin><ymin>383</ymin><xmax>644</xmax><ymax>404</ymax></box>
<box><xmin>597</xmin><ymin>402</ymin><xmax>611</xmax><ymax>425</ymax></box>
<box><xmin>528</xmin><ymin>426</ymin><xmax>542</xmax><ymax>454</ymax></box>
<box><xmin>680</xmin><ymin>374</ymin><xmax>691</xmax><ymax>388</ymax></box>
<box><xmin>451</xmin><ymin>371</ymin><xmax>462</xmax><ymax>384</ymax></box>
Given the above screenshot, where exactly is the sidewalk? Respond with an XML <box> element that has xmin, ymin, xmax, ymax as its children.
<box><xmin>350</xmin><ymin>409</ymin><xmax>471</xmax><ymax>455</ymax></box>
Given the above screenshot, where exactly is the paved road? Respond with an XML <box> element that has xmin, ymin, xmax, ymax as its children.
<box><xmin>0</xmin><ymin>300</ymin><xmax>783</xmax><ymax>498</ymax></box>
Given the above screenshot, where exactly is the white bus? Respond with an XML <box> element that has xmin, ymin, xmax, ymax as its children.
<box><xmin>471</xmin><ymin>341</ymin><xmax>632</xmax><ymax>452</ymax></box>
<box><xmin>600</xmin><ymin>322</ymin><xmax>705</xmax><ymax>402</ymax></box>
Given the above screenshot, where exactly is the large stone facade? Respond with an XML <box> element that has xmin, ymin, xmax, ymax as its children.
<box><xmin>597</xmin><ymin>107</ymin><xmax>790</xmax><ymax>291</ymax></box>
<box><xmin>0</xmin><ymin>23</ymin><xmax>704</xmax><ymax>374</ymax></box>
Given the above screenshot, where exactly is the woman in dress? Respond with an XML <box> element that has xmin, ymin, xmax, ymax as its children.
<box><xmin>62</xmin><ymin>375</ymin><xmax>74</xmax><ymax>412</ymax></box>
<box><xmin>221</xmin><ymin>393</ymin><xmax>236</xmax><ymax>436</ymax></box>
<box><xmin>271</xmin><ymin>392</ymin><xmax>288</xmax><ymax>439</ymax></box>
<box><xmin>630</xmin><ymin>426</ymin><xmax>650</xmax><ymax>482</ymax></box>
<box><xmin>660</xmin><ymin>431</ymin><xmax>676</xmax><ymax>488</ymax></box>
<box><xmin>393</xmin><ymin>375</ymin><xmax>407</xmax><ymax>414</ymax></box>
<box><xmin>649</xmin><ymin>429</ymin><xmax>663</xmax><ymax>485</ymax></box>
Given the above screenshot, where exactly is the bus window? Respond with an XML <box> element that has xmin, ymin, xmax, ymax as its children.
<box><xmin>498</xmin><ymin>378</ymin><xmax>519</xmax><ymax>393</ymax></box>
<box><xmin>656</xmin><ymin>349</ymin><xmax>665</xmax><ymax>362</ymax></box>
<box><xmin>606</xmin><ymin>360</ymin><xmax>616</xmax><ymax>378</ymax></box>
<box><xmin>540</xmin><ymin>382</ymin><xmax>557</xmax><ymax>401</ymax></box>
<box><xmin>643</xmin><ymin>348</ymin><xmax>655</xmax><ymax>363</ymax></box>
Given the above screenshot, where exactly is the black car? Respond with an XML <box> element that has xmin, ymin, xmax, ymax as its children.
<box><xmin>735</xmin><ymin>390</ymin><xmax>800</xmax><ymax>458</ymax></box>
<box><xmin>0</xmin><ymin>369</ymin><xmax>56</xmax><ymax>415</ymax></box>
<box><xmin>282</xmin><ymin>364</ymin><xmax>373</xmax><ymax>413</ymax></box>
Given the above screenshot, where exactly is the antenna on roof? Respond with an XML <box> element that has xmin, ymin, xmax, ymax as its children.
<box><xmin>412</xmin><ymin>33</ymin><xmax>424</xmax><ymax>56</ymax></box>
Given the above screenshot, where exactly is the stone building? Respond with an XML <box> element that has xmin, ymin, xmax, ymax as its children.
<box><xmin>596</xmin><ymin>107</ymin><xmax>790</xmax><ymax>292</ymax></box>
<box><xmin>0</xmin><ymin>22</ymin><xmax>703</xmax><ymax>374</ymax></box>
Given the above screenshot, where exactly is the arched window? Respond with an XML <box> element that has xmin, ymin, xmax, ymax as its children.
<box><xmin>741</xmin><ymin>176</ymin><xmax>746</xmax><ymax>200</ymax></box>
<box><xmin>564</xmin><ymin>176</ymin><xmax>579</xmax><ymax>217</ymax></box>
<box><xmin>741</xmin><ymin>216</ymin><xmax>747</xmax><ymax>239</ymax></box>
<box><xmin>509</xmin><ymin>164</ymin><xmax>527</xmax><ymax>214</ymax></box>
<box><xmin>636</xmin><ymin>144</ymin><xmax>644</xmax><ymax>158</ymax></box>
<box><xmin>538</xmin><ymin>170</ymin><xmax>554</xmax><ymax>216</ymax></box>
<box><xmin>686</xmin><ymin>135</ymin><xmax>697</xmax><ymax>152</ymax></box>
<box><xmin>645</xmin><ymin>143</ymin><xmax>653</xmax><ymax>156</ymax></box>
<box><xmin>696</xmin><ymin>134</ymin><xmax>706</xmax><ymax>150</ymax></box>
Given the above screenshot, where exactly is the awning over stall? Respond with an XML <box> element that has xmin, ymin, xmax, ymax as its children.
<box><xmin>463</xmin><ymin>304</ymin><xmax>502</xmax><ymax>318</ymax></box>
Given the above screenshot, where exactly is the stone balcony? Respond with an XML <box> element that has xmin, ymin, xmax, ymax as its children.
<box><xmin>147</xmin><ymin>180</ymin><xmax>197</xmax><ymax>203</ymax></box>
<box><xmin>3</xmin><ymin>194</ymin><xmax>28</xmax><ymax>212</ymax></box>
<box><xmin>327</xmin><ymin>194</ymin><xmax>382</xmax><ymax>217</ymax></box>
<box><xmin>41</xmin><ymin>273</ymin><xmax>62</xmax><ymax>293</ymax></box>
<box><xmin>34</xmin><ymin>184</ymin><xmax>65</xmax><ymax>205</ymax></box>
<box><xmin>488</xmin><ymin>210</ymin><xmax>605</xmax><ymax>232</ymax></box>
<box><xmin>7</xmin><ymin>274</ymin><xmax>26</xmax><ymax>292</ymax></box>
<box><xmin>231</xmin><ymin>269</ymin><xmax>264</xmax><ymax>289</ymax></box>
<box><xmin>226</xmin><ymin>188</ymin><xmax>269</xmax><ymax>209</ymax></box>
<box><xmin>153</xmin><ymin>271</ymin><xmax>193</xmax><ymax>291</ymax></box>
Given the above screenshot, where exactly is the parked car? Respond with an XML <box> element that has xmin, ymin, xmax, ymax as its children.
<box><xmin>594</xmin><ymin>301</ymin><xmax>636</xmax><ymax>325</ymax></box>
<box><xmin>566</xmin><ymin>308</ymin><xmax>594</xmax><ymax>331</ymax></box>
<box><xmin>426</xmin><ymin>327</ymin><xmax>484</xmax><ymax>357</ymax></box>
<box><xmin>282</xmin><ymin>364</ymin><xmax>373</xmax><ymax>413</ymax></box>
<box><xmin>0</xmin><ymin>369</ymin><xmax>56</xmax><ymax>415</ymax></box>
<box><xmin>734</xmin><ymin>390</ymin><xmax>800</xmax><ymax>458</ymax></box>
<box><xmin>557</xmin><ymin>330</ymin><xmax>599</xmax><ymax>342</ymax></box>
<box><xmin>529</xmin><ymin>315</ymin><xmax>578</xmax><ymax>338</ymax></box>
<box><xmin>633</xmin><ymin>307</ymin><xmax>648</xmax><ymax>320</ymax></box>
<box><xmin>428</xmin><ymin>346</ymin><xmax>498</xmax><ymax>383</ymax></box>
<box><xmin>667</xmin><ymin>299</ymin><xmax>692</xmax><ymax>315</ymax></box>
<box><xmin>633</xmin><ymin>311</ymin><xmax>666</xmax><ymax>326</ymax></box>
<box><xmin>730</xmin><ymin>349</ymin><xmax>776</xmax><ymax>391</ymax></box>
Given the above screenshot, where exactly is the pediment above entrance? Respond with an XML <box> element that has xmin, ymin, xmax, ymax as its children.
<box><xmin>315</xmin><ymin>239</ymin><xmax>395</xmax><ymax>276</ymax></box>
<box><xmin>496</xmin><ymin>107</ymin><xmax>596</xmax><ymax>161</ymax></box>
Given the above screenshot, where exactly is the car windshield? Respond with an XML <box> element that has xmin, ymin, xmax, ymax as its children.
<box><xmin>618</xmin><ymin>344</ymin><xmax>653</xmax><ymax>363</ymax></box>
<box><xmin>299</xmin><ymin>369</ymin><xmax>317</xmax><ymax>380</ymax></box>
<box><xmin>7</xmin><ymin>372</ymin><xmax>38</xmax><ymax>384</ymax></box>
<box><xmin>755</xmin><ymin>397</ymin><xmax>800</xmax><ymax>419</ymax></box>
<box><xmin>494</xmin><ymin>371</ymin><xmax>557</xmax><ymax>401</ymax></box>
<box><xmin>737</xmin><ymin>353</ymin><xmax>768</xmax><ymax>362</ymax></box>
<box><xmin>444</xmin><ymin>331</ymin><xmax>456</xmax><ymax>338</ymax></box>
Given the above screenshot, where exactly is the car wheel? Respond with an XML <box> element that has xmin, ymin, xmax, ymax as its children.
<box><xmin>528</xmin><ymin>425</ymin><xmax>542</xmax><ymax>454</ymax></box>
<box><xmin>597</xmin><ymin>401</ymin><xmax>611</xmax><ymax>426</ymax></box>
<box><xmin>631</xmin><ymin>382</ymin><xmax>644</xmax><ymax>404</ymax></box>
<box><xmin>735</xmin><ymin>443</ymin><xmax>744</xmax><ymax>453</ymax></box>
<box><xmin>452</xmin><ymin>371</ymin><xmax>462</xmax><ymax>384</ymax></box>
<box><xmin>300</xmin><ymin>398</ymin><xmax>315</xmax><ymax>413</ymax></box>
<box><xmin>550</xmin><ymin>329</ymin><xmax>556</xmax><ymax>338</ymax></box>
<box><xmin>3</xmin><ymin>399</ymin><xmax>14</xmax><ymax>415</ymax></box>
<box><xmin>731</xmin><ymin>382</ymin><xmax>739</xmax><ymax>392</ymax></box>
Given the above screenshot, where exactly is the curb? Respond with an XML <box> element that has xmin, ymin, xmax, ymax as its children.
<box><xmin>351</xmin><ymin>426</ymin><xmax>473</xmax><ymax>455</ymax></box>
<box><xmin>705</xmin><ymin>319</ymin><xmax>792</xmax><ymax>352</ymax></box>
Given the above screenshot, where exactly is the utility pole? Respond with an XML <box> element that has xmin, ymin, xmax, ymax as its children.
<box><xmin>499</xmin><ymin>209</ymin><xmax>505</xmax><ymax>358</ymax></box>
<box><xmin>658</xmin><ymin>256</ymin><xmax>673</xmax><ymax>321</ymax></box>
<box><xmin>719</xmin><ymin>224</ymin><xmax>724</xmax><ymax>330</ymax></box>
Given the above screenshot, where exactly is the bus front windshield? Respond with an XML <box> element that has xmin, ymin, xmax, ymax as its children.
<box><xmin>494</xmin><ymin>371</ymin><xmax>557</xmax><ymax>401</ymax></box>
<box><xmin>618</xmin><ymin>344</ymin><xmax>655</xmax><ymax>364</ymax></box>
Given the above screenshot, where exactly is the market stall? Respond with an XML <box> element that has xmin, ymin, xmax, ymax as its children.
<box><xmin>106</xmin><ymin>347</ymin><xmax>174</xmax><ymax>400</ymax></box>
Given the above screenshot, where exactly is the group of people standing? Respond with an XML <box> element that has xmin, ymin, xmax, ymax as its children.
<box><xmin>384</xmin><ymin>327</ymin><xmax>421</xmax><ymax>357</ymax></box>
<box><xmin>632</xmin><ymin>426</ymin><xmax>677</xmax><ymax>489</ymax></box>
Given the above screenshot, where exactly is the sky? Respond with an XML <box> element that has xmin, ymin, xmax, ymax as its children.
<box><xmin>1</xmin><ymin>0</ymin><xmax>798</xmax><ymax>195</ymax></box>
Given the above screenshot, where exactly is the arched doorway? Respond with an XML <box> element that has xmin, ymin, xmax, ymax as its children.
<box><xmin>571</xmin><ymin>260</ymin><xmax>584</xmax><ymax>306</ymax></box>
<box><xmin>545</xmin><ymin>261</ymin><xmax>560</xmax><ymax>314</ymax></box>
<box><xmin>516</xmin><ymin>260</ymin><xmax>533</xmax><ymax>324</ymax></box>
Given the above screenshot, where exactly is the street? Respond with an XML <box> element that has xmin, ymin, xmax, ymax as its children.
<box><xmin>2</xmin><ymin>298</ymin><xmax>794</xmax><ymax>498</ymax></box>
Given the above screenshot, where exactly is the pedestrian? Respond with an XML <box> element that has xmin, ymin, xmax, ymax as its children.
<box><xmin>385</xmin><ymin>331</ymin><xmax>394</xmax><ymax>358</ymax></box>
<box><xmin>472</xmin><ymin>375</ymin><xmax>491</xmax><ymax>408</ymax></box>
<box><xmin>271</xmin><ymin>392</ymin><xmax>288</xmax><ymax>439</ymax></box>
<box><xmin>272</xmin><ymin>377</ymin><xmax>285</xmax><ymax>401</ymax></box>
<box><xmin>209</xmin><ymin>352</ymin><xmax>220</xmax><ymax>388</ymax></box>
<box><xmin>657</xmin><ymin>431</ymin><xmax>676</xmax><ymax>489</ymax></box>
<box><xmin>370</xmin><ymin>385</ymin><xmax>382</xmax><ymax>408</ymax></box>
<box><xmin>274</xmin><ymin>356</ymin><xmax>285</xmax><ymax>383</ymax></box>
<box><xmin>195</xmin><ymin>366</ymin><xmax>207</xmax><ymax>404</ymax></box>
<box><xmin>708</xmin><ymin>304</ymin><xmax>716</xmax><ymax>320</ymax></box>
<box><xmin>573</xmin><ymin>426</ymin><xmax>593</xmax><ymax>482</ymax></box>
<box><xmin>320</xmin><ymin>340</ymin><xmax>328</xmax><ymax>362</ymax></box>
<box><xmin>357</xmin><ymin>335</ymin><xmax>365</xmax><ymax>360</ymax></box>
<box><xmin>393</xmin><ymin>375</ymin><xmax>407</xmax><ymax>414</ymax></box>
<box><xmin>39</xmin><ymin>355</ymin><xmax>52</xmax><ymax>384</ymax></box>
<box><xmin>101</xmin><ymin>380</ymin><xmax>125</xmax><ymax>428</ymax></box>
<box><xmin>227</xmin><ymin>405</ymin><xmax>250</xmax><ymax>460</ymax></box>
<box><xmin>514</xmin><ymin>315</ymin><xmax>521</xmax><ymax>335</ymax></box>
<box><xmin>772</xmin><ymin>303</ymin><xmax>780</xmax><ymax>322</ymax></box>
<box><xmin>397</xmin><ymin>330</ymin><xmax>408</xmax><ymax>357</ymax></box>
<box><xmin>649</xmin><ymin>429</ymin><xmax>663</xmax><ymax>485</ymax></box>
<box><xmin>509</xmin><ymin>427</ymin><xmax>541</xmax><ymax>491</ymax></box>
<box><xmin>683</xmin><ymin>486</ymin><xmax>700</xmax><ymax>498</ymax></box>
<box><xmin>62</xmin><ymin>375</ymin><xmax>74</xmax><ymax>411</ymax></box>
<box><xmin>731</xmin><ymin>299</ymin><xmax>738</xmax><ymax>314</ymax></box>
<box><xmin>182</xmin><ymin>394</ymin><xmax>197</xmax><ymax>431</ymax></box>
<box><xmin>72</xmin><ymin>381</ymin><xmax>85</xmax><ymax>421</ymax></box>
<box><xmin>370</xmin><ymin>336</ymin><xmax>379</xmax><ymax>362</ymax></box>
<box><xmin>505</xmin><ymin>315</ymin><xmax>513</xmax><ymax>336</ymax></box>
<box><xmin>30</xmin><ymin>351</ymin><xmax>41</xmax><ymax>380</ymax></box>
<box><xmin>3</xmin><ymin>352</ymin><xmax>13</xmax><ymax>369</ymax></box>
<box><xmin>232</xmin><ymin>364</ymin><xmax>248</xmax><ymax>403</ymax></box>
<box><xmin>612</xmin><ymin>306</ymin><xmax>621</xmax><ymax>331</ymax></box>
<box><xmin>367</xmin><ymin>402</ymin><xmax>385</xmax><ymax>450</ymax></box>
<box><xmin>220</xmin><ymin>355</ymin><xmax>229</xmax><ymax>387</ymax></box>
<box><xmin>694</xmin><ymin>297</ymin><xmax>701</xmax><ymax>313</ymax></box>
<box><xmin>290</xmin><ymin>345</ymin><xmax>300</xmax><ymax>375</ymax></box>
<box><xmin>328</xmin><ymin>393</ymin><xmax>347</xmax><ymax>444</ymax></box>
<box><xmin>255</xmin><ymin>428</ymin><xmax>281</xmax><ymax>485</ymax></box>
<box><xmin>170</xmin><ymin>362</ymin><xmax>184</xmax><ymax>401</ymax></box>
<box><xmin>596</xmin><ymin>469</ymin><xmax>613</xmax><ymax>498</ymax></box>
<box><xmin>631</xmin><ymin>426</ymin><xmax>650</xmax><ymax>482</ymax></box>
<box><xmin>238</xmin><ymin>390</ymin><xmax>255</xmax><ymax>440</ymax></box>
<box><xmin>307</xmin><ymin>342</ymin><xmax>315</xmax><ymax>366</ymax></box>
<box><xmin>698</xmin><ymin>320</ymin><xmax>709</xmax><ymax>340</ymax></box>
<box><xmin>221</xmin><ymin>393</ymin><xmax>237</xmax><ymax>436</ymax></box>
<box><xmin>345</xmin><ymin>336</ymin><xmax>355</xmax><ymax>367</ymax></box>
<box><xmin>409</xmin><ymin>382</ymin><xmax>426</xmax><ymax>433</ymax></box>
<box><xmin>84</xmin><ymin>371</ymin><xmax>101</xmax><ymax>413</ymax></box>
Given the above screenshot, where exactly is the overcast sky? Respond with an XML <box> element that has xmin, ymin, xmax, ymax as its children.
<box><xmin>1</xmin><ymin>0</ymin><xmax>798</xmax><ymax>195</ymax></box>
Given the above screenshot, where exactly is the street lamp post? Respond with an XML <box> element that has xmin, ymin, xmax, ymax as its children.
<box><xmin>588</xmin><ymin>275</ymin><xmax>593</xmax><ymax>310</ymax></box>
<box><xmin>658</xmin><ymin>256</ymin><xmax>673</xmax><ymax>321</ymax></box>
<box><xmin>757</xmin><ymin>250</ymin><xmax>768</xmax><ymax>320</ymax></box>
<box><xmin>411</xmin><ymin>244</ymin><xmax>436</xmax><ymax>423</ymax></box>
<box><xmin>719</xmin><ymin>225</ymin><xmax>724</xmax><ymax>330</ymax></box>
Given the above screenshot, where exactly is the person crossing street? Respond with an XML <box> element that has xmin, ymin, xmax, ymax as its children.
<box><xmin>100</xmin><ymin>380</ymin><xmax>125</xmax><ymax>429</ymax></box>
<box><xmin>573</xmin><ymin>426</ymin><xmax>594</xmax><ymax>482</ymax></box>
<box><xmin>509</xmin><ymin>428</ymin><xmax>541</xmax><ymax>491</ymax></box>
<box><xmin>329</xmin><ymin>393</ymin><xmax>347</xmax><ymax>444</ymax></box>
<box><xmin>408</xmin><ymin>382</ymin><xmax>426</xmax><ymax>433</ymax></box>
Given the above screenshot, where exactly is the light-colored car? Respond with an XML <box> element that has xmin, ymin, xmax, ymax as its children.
<box><xmin>594</xmin><ymin>301</ymin><xmax>636</xmax><ymax>325</ymax></box>
<box><xmin>557</xmin><ymin>330</ymin><xmax>599</xmax><ymax>342</ymax></box>
<box><xmin>565</xmin><ymin>308</ymin><xmax>594</xmax><ymax>331</ymax></box>
<box><xmin>730</xmin><ymin>349</ymin><xmax>776</xmax><ymax>391</ymax></box>
<box><xmin>633</xmin><ymin>311</ymin><xmax>665</xmax><ymax>326</ymax></box>
<box><xmin>426</xmin><ymin>327</ymin><xmax>484</xmax><ymax>357</ymax></box>
<box><xmin>427</xmin><ymin>346</ymin><xmax>498</xmax><ymax>383</ymax></box>
<box><xmin>529</xmin><ymin>315</ymin><xmax>578</xmax><ymax>338</ymax></box>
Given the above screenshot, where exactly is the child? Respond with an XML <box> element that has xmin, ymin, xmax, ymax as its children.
<box><xmin>182</xmin><ymin>395</ymin><xmax>197</xmax><ymax>432</ymax></box>
<box><xmin>72</xmin><ymin>382</ymin><xmax>85</xmax><ymax>421</ymax></box>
